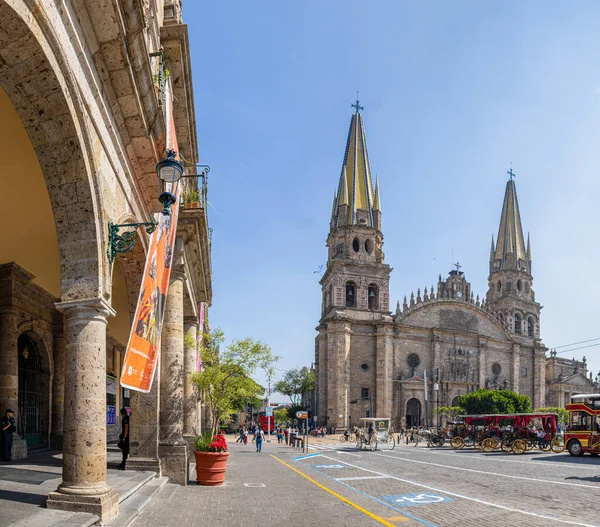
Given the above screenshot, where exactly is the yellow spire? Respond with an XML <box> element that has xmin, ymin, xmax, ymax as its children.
<box><xmin>373</xmin><ymin>176</ymin><xmax>381</xmax><ymax>211</ymax></box>
<box><xmin>492</xmin><ymin>174</ymin><xmax>528</xmax><ymax>272</ymax></box>
<box><xmin>332</xmin><ymin>103</ymin><xmax>376</xmax><ymax>227</ymax></box>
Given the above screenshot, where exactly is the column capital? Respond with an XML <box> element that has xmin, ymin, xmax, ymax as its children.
<box><xmin>169</xmin><ymin>268</ymin><xmax>186</xmax><ymax>284</ymax></box>
<box><xmin>184</xmin><ymin>316</ymin><xmax>199</xmax><ymax>328</ymax></box>
<box><xmin>55</xmin><ymin>298</ymin><xmax>115</xmax><ymax>321</ymax></box>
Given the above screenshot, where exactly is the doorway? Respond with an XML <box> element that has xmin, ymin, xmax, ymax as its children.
<box><xmin>18</xmin><ymin>334</ymin><xmax>45</xmax><ymax>448</ymax></box>
<box><xmin>406</xmin><ymin>398</ymin><xmax>421</xmax><ymax>428</ymax></box>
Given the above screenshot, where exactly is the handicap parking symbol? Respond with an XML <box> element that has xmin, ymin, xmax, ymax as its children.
<box><xmin>314</xmin><ymin>464</ymin><xmax>346</xmax><ymax>469</ymax></box>
<box><xmin>380</xmin><ymin>493</ymin><xmax>454</xmax><ymax>507</ymax></box>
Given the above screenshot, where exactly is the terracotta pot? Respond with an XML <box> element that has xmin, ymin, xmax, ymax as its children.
<box><xmin>194</xmin><ymin>451</ymin><xmax>229</xmax><ymax>486</ymax></box>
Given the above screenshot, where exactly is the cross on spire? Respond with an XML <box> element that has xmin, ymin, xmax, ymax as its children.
<box><xmin>454</xmin><ymin>261</ymin><xmax>462</xmax><ymax>272</ymax></box>
<box><xmin>351</xmin><ymin>91</ymin><xmax>364</xmax><ymax>114</ymax></box>
<box><xmin>507</xmin><ymin>167</ymin><xmax>516</xmax><ymax>180</ymax></box>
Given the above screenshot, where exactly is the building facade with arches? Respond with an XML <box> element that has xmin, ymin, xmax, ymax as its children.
<box><xmin>0</xmin><ymin>0</ymin><xmax>210</xmax><ymax>520</ymax></box>
<box><xmin>314</xmin><ymin>108</ymin><xmax>597</xmax><ymax>431</ymax></box>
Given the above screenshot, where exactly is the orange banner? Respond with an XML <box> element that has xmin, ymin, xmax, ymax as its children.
<box><xmin>120</xmin><ymin>83</ymin><xmax>181</xmax><ymax>393</ymax></box>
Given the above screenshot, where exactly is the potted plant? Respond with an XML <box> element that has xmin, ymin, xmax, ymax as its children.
<box><xmin>193</xmin><ymin>430</ymin><xmax>229</xmax><ymax>486</ymax></box>
<box><xmin>182</xmin><ymin>188</ymin><xmax>201</xmax><ymax>209</ymax></box>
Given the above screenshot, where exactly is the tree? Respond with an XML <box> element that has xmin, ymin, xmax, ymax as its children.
<box><xmin>274</xmin><ymin>366</ymin><xmax>315</xmax><ymax>406</ymax></box>
<box><xmin>273</xmin><ymin>408</ymin><xmax>289</xmax><ymax>424</ymax></box>
<box><xmin>534</xmin><ymin>407</ymin><xmax>570</xmax><ymax>425</ymax></box>
<box><xmin>433</xmin><ymin>406</ymin><xmax>463</xmax><ymax>421</ymax></box>
<box><xmin>458</xmin><ymin>389</ymin><xmax>532</xmax><ymax>415</ymax></box>
<box><xmin>191</xmin><ymin>329</ymin><xmax>278</xmax><ymax>436</ymax></box>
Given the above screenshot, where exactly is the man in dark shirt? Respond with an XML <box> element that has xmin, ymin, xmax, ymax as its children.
<box><xmin>117</xmin><ymin>408</ymin><xmax>130</xmax><ymax>470</ymax></box>
<box><xmin>1</xmin><ymin>409</ymin><xmax>16</xmax><ymax>462</ymax></box>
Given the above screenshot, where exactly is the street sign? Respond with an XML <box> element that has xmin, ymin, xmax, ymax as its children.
<box><xmin>265</xmin><ymin>408</ymin><xmax>273</xmax><ymax>416</ymax></box>
<box><xmin>296</xmin><ymin>411</ymin><xmax>308</xmax><ymax>419</ymax></box>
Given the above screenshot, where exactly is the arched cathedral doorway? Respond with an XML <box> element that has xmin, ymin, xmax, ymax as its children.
<box><xmin>18</xmin><ymin>334</ymin><xmax>46</xmax><ymax>448</ymax></box>
<box><xmin>406</xmin><ymin>398</ymin><xmax>421</xmax><ymax>428</ymax></box>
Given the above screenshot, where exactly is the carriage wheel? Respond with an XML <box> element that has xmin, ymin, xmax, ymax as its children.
<box><xmin>501</xmin><ymin>439</ymin><xmax>513</xmax><ymax>453</ymax></box>
<box><xmin>387</xmin><ymin>435</ymin><xmax>395</xmax><ymax>450</ymax></box>
<box><xmin>550</xmin><ymin>436</ymin><xmax>564</xmax><ymax>453</ymax></box>
<box><xmin>512</xmin><ymin>439</ymin><xmax>527</xmax><ymax>455</ymax></box>
<box><xmin>464</xmin><ymin>436</ymin><xmax>474</xmax><ymax>448</ymax></box>
<box><xmin>370</xmin><ymin>439</ymin><xmax>378</xmax><ymax>451</ymax></box>
<box><xmin>450</xmin><ymin>437</ymin><xmax>464</xmax><ymax>450</ymax></box>
<box><xmin>525</xmin><ymin>439</ymin><xmax>534</xmax><ymax>451</ymax></box>
<box><xmin>482</xmin><ymin>438</ymin><xmax>494</xmax><ymax>453</ymax></box>
<box><xmin>436</xmin><ymin>436</ymin><xmax>445</xmax><ymax>447</ymax></box>
<box><xmin>356</xmin><ymin>437</ymin><xmax>363</xmax><ymax>450</ymax></box>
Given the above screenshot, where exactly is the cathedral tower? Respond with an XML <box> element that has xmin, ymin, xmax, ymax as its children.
<box><xmin>315</xmin><ymin>102</ymin><xmax>392</xmax><ymax>429</ymax></box>
<box><xmin>486</xmin><ymin>171</ymin><xmax>540</xmax><ymax>339</ymax></box>
<box><xmin>321</xmin><ymin>102</ymin><xmax>391</xmax><ymax>316</ymax></box>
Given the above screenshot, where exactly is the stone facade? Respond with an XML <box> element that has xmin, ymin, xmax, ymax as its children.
<box><xmin>0</xmin><ymin>0</ymin><xmax>210</xmax><ymax>521</ymax></box>
<box><xmin>314</xmin><ymin>112</ymin><xmax>598</xmax><ymax>430</ymax></box>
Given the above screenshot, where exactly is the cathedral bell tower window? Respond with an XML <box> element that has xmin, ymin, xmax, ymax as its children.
<box><xmin>497</xmin><ymin>280</ymin><xmax>502</xmax><ymax>293</ymax></box>
<box><xmin>368</xmin><ymin>284</ymin><xmax>378</xmax><ymax>310</ymax></box>
<box><xmin>352</xmin><ymin>238</ymin><xmax>360</xmax><ymax>252</ymax></box>
<box><xmin>365</xmin><ymin>239</ymin><xmax>373</xmax><ymax>254</ymax></box>
<box><xmin>346</xmin><ymin>282</ymin><xmax>357</xmax><ymax>308</ymax></box>
<box><xmin>514</xmin><ymin>313</ymin><xmax>522</xmax><ymax>334</ymax></box>
<box><xmin>527</xmin><ymin>317</ymin><xmax>534</xmax><ymax>337</ymax></box>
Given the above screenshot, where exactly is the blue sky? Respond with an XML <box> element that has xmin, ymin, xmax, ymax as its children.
<box><xmin>185</xmin><ymin>1</ymin><xmax>600</xmax><ymax>394</ymax></box>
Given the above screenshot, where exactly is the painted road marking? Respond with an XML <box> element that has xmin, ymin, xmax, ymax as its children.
<box><xmin>243</xmin><ymin>483</ymin><xmax>266</xmax><ymax>487</ymax></box>
<box><xmin>381</xmin><ymin>493</ymin><xmax>454</xmax><ymax>507</ymax></box>
<box><xmin>314</xmin><ymin>464</ymin><xmax>346</xmax><ymax>469</ymax></box>
<box><xmin>373</xmin><ymin>452</ymin><xmax>600</xmax><ymax>490</ymax></box>
<box><xmin>271</xmin><ymin>455</ymin><xmax>399</xmax><ymax>526</ymax></box>
<box><xmin>337</xmin><ymin>450</ymin><xmax>362</xmax><ymax>457</ymax></box>
<box><xmin>318</xmin><ymin>454</ymin><xmax>598</xmax><ymax>527</ymax></box>
<box><xmin>336</xmin><ymin>476</ymin><xmax>390</xmax><ymax>481</ymax></box>
<box><xmin>421</xmin><ymin>448</ymin><xmax>600</xmax><ymax>471</ymax></box>
<box><xmin>293</xmin><ymin>453</ymin><xmax>322</xmax><ymax>461</ymax></box>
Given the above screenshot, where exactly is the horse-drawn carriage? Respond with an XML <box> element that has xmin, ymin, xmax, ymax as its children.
<box><xmin>355</xmin><ymin>418</ymin><xmax>395</xmax><ymax>451</ymax></box>
<box><xmin>449</xmin><ymin>413</ymin><xmax>563</xmax><ymax>454</ymax></box>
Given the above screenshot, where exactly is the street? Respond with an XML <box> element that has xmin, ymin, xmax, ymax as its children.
<box><xmin>132</xmin><ymin>436</ymin><xmax>600</xmax><ymax>527</ymax></box>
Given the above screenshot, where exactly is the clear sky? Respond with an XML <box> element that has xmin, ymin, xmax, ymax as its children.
<box><xmin>184</xmin><ymin>1</ymin><xmax>600</xmax><ymax>395</ymax></box>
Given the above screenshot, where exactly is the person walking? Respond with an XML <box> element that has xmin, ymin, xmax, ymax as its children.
<box><xmin>243</xmin><ymin>427</ymin><xmax>248</xmax><ymax>445</ymax></box>
<box><xmin>117</xmin><ymin>408</ymin><xmax>130</xmax><ymax>470</ymax></box>
<box><xmin>0</xmin><ymin>409</ymin><xmax>15</xmax><ymax>462</ymax></box>
<box><xmin>256</xmin><ymin>427</ymin><xmax>264</xmax><ymax>453</ymax></box>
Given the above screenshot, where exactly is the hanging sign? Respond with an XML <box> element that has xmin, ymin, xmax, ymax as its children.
<box><xmin>120</xmin><ymin>82</ymin><xmax>182</xmax><ymax>393</ymax></box>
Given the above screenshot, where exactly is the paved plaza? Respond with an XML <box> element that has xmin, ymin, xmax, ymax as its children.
<box><xmin>133</xmin><ymin>435</ymin><xmax>600</xmax><ymax>527</ymax></box>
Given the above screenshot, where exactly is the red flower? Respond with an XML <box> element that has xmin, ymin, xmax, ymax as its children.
<box><xmin>208</xmin><ymin>435</ymin><xmax>228</xmax><ymax>452</ymax></box>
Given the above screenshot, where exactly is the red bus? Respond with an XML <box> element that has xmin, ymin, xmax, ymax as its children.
<box><xmin>259</xmin><ymin>412</ymin><xmax>274</xmax><ymax>433</ymax></box>
<box><xmin>565</xmin><ymin>394</ymin><xmax>600</xmax><ymax>456</ymax></box>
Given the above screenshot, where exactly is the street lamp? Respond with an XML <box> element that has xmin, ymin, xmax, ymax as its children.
<box><xmin>156</xmin><ymin>149</ymin><xmax>184</xmax><ymax>216</ymax></box>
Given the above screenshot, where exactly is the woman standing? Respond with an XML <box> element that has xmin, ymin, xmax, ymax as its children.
<box><xmin>117</xmin><ymin>408</ymin><xmax>130</xmax><ymax>470</ymax></box>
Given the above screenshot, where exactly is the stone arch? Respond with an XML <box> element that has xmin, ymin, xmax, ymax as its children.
<box><xmin>451</xmin><ymin>395</ymin><xmax>460</xmax><ymax>407</ymax></box>
<box><xmin>0</xmin><ymin>2</ymin><xmax>105</xmax><ymax>301</ymax></box>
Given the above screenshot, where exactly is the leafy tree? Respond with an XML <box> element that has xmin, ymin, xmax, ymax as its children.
<box><xmin>433</xmin><ymin>406</ymin><xmax>464</xmax><ymax>421</ymax></box>
<box><xmin>458</xmin><ymin>389</ymin><xmax>532</xmax><ymax>415</ymax></box>
<box><xmin>191</xmin><ymin>329</ymin><xmax>278</xmax><ymax>436</ymax></box>
<box><xmin>273</xmin><ymin>408</ymin><xmax>289</xmax><ymax>424</ymax></box>
<box><xmin>274</xmin><ymin>366</ymin><xmax>315</xmax><ymax>406</ymax></box>
<box><xmin>534</xmin><ymin>407</ymin><xmax>570</xmax><ymax>425</ymax></box>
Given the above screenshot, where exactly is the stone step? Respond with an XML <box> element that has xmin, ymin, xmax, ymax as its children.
<box><xmin>114</xmin><ymin>471</ymin><xmax>157</xmax><ymax>504</ymax></box>
<box><xmin>105</xmin><ymin>477</ymin><xmax>169</xmax><ymax>527</ymax></box>
<box><xmin>6</xmin><ymin>509</ymin><xmax>99</xmax><ymax>527</ymax></box>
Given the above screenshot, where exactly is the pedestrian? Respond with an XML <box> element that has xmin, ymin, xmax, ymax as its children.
<box><xmin>284</xmin><ymin>428</ymin><xmax>289</xmax><ymax>445</ymax></box>
<box><xmin>243</xmin><ymin>427</ymin><xmax>248</xmax><ymax>445</ymax></box>
<box><xmin>117</xmin><ymin>408</ymin><xmax>130</xmax><ymax>470</ymax></box>
<box><xmin>256</xmin><ymin>427</ymin><xmax>264</xmax><ymax>453</ymax></box>
<box><xmin>0</xmin><ymin>409</ymin><xmax>15</xmax><ymax>462</ymax></box>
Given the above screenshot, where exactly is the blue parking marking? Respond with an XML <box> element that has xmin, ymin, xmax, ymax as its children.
<box><xmin>313</xmin><ymin>464</ymin><xmax>346</xmax><ymax>469</ymax></box>
<box><xmin>381</xmin><ymin>493</ymin><xmax>455</xmax><ymax>507</ymax></box>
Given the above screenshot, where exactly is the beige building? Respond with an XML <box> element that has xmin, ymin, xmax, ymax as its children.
<box><xmin>315</xmin><ymin>107</ymin><xmax>597</xmax><ymax>430</ymax></box>
<box><xmin>0</xmin><ymin>0</ymin><xmax>210</xmax><ymax>520</ymax></box>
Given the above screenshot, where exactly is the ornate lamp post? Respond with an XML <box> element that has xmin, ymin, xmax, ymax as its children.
<box><xmin>107</xmin><ymin>149</ymin><xmax>184</xmax><ymax>264</ymax></box>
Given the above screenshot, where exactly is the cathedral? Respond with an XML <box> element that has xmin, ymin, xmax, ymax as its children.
<box><xmin>314</xmin><ymin>105</ymin><xmax>598</xmax><ymax>430</ymax></box>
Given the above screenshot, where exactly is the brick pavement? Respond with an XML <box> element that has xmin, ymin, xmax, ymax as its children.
<box><xmin>131</xmin><ymin>435</ymin><xmax>413</xmax><ymax>527</ymax></box>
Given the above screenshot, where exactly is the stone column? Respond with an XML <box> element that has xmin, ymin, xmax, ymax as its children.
<box><xmin>47</xmin><ymin>299</ymin><xmax>118</xmax><ymax>522</ymax></box>
<box><xmin>50</xmin><ymin>315</ymin><xmax>66</xmax><ymax>449</ymax></box>
<box><xmin>158</xmin><ymin>268</ymin><xmax>188</xmax><ymax>485</ymax></box>
<box><xmin>126</xmin><ymin>356</ymin><xmax>161</xmax><ymax>473</ymax></box>
<box><xmin>478</xmin><ymin>339</ymin><xmax>487</xmax><ymax>390</ymax></box>
<box><xmin>183</xmin><ymin>317</ymin><xmax>198</xmax><ymax>444</ymax></box>
<box><xmin>375</xmin><ymin>323</ymin><xmax>393</xmax><ymax>418</ymax></box>
<box><xmin>511</xmin><ymin>344</ymin><xmax>521</xmax><ymax>393</ymax></box>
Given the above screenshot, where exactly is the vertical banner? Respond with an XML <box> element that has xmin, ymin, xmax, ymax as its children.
<box><xmin>196</xmin><ymin>302</ymin><xmax>205</xmax><ymax>371</ymax></box>
<box><xmin>120</xmin><ymin>82</ymin><xmax>181</xmax><ymax>393</ymax></box>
